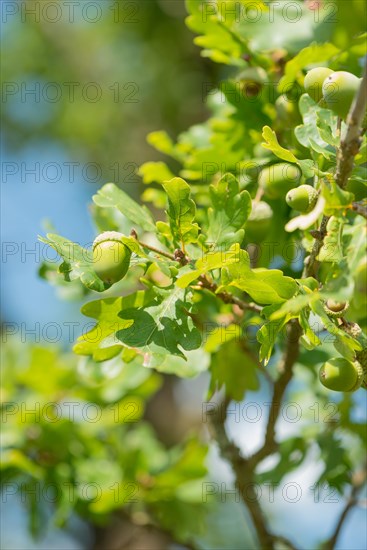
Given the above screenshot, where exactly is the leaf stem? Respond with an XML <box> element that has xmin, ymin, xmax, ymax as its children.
<box><xmin>352</xmin><ymin>201</ymin><xmax>367</xmax><ymax>219</ymax></box>
<box><xmin>198</xmin><ymin>275</ymin><xmax>263</xmax><ymax>313</ymax></box>
<box><xmin>130</xmin><ymin>229</ymin><xmax>186</xmax><ymax>263</ymax></box>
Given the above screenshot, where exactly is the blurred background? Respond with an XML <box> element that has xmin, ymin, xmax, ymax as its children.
<box><xmin>1</xmin><ymin>1</ymin><xmax>366</xmax><ymax>549</ymax></box>
<box><xmin>1</xmin><ymin>0</ymin><xmax>218</xmax><ymax>330</ymax></box>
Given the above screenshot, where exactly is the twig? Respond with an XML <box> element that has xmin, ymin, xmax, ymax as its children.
<box><xmin>210</xmin><ymin>396</ymin><xmax>276</xmax><ymax>550</ymax></box>
<box><xmin>139</xmin><ymin>242</ymin><xmax>177</xmax><ymax>261</ymax></box>
<box><xmin>250</xmin><ymin>320</ymin><xmax>302</xmax><ymax>466</ymax></box>
<box><xmin>304</xmin><ymin>66</ymin><xmax>367</xmax><ymax>278</ymax></box>
<box><xmin>130</xmin><ymin>229</ymin><xmax>189</xmax><ymax>265</ymax></box>
<box><xmin>208</xmin><ymin>321</ymin><xmax>301</xmax><ymax>549</ymax></box>
<box><xmin>321</xmin><ymin>465</ymin><xmax>367</xmax><ymax>550</ymax></box>
<box><xmin>334</xmin><ymin>64</ymin><xmax>367</xmax><ymax>190</ymax></box>
<box><xmin>198</xmin><ymin>275</ymin><xmax>263</xmax><ymax>313</ymax></box>
<box><xmin>303</xmin><ymin>214</ymin><xmax>329</xmax><ymax>278</ymax></box>
<box><xmin>352</xmin><ymin>201</ymin><xmax>367</xmax><ymax>219</ymax></box>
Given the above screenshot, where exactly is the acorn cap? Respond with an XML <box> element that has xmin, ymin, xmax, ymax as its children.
<box><xmin>319</xmin><ymin>358</ymin><xmax>363</xmax><ymax>392</ymax></box>
<box><xmin>286</xmin><ymin>185</ymin><xmax>318</xmax><ymax>213</ymax></box>
<box><xmin>93</xmin><ymin>231</ymin><xmax>125</xmax><ymax>249</ymax></box>
<box><xmin>324</xmin><ymin>299</ymin><xmax>349</xmax><ymax>318</ymax></box>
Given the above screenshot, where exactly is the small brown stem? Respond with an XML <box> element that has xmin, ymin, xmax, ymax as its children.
<box><xmin>139</xmin><ymin>242</ymin><xmax>177</xmax><ymax>261</ymax></box>
<box><xmin>198</xmin><ymin>275</ymin><xmax>263</xmax><ymax>313</ymax></box>
<box><xmin>352</xmin><ymin>201</ymin><xmax>367</xmax><ymax>219</ymax></box>
<box><xmin>336</xmin><ymin>116</ymin><xmax>342</xmax><ymax>139</ymax></box>
<box><xmin>130</xmin><ymin>229</ymin><xmax>178</xmax><ymax>262</ymax></box>
<box><xmin>303</xmin><ymin>215</ymin><xmax>329</xmax><ymax>278</ymax></box>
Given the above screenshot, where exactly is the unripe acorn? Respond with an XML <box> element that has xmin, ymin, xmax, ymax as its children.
<box><xmin>304</xmin><ymin>67</ymin><xmax>334</xmax><ymax>103</ymax></box>
<box><xmin>324</xmin><ymin>299</ymin><xmax>349</xmax><ymax>318</ymax></box>
<box><xmin>246</xmin><ymin>201</ymin><xmax>273</xmax><ymax>243</ymax></box>
<box><xmin>238</xmin><ymin>67</ymin><xmax>267</xmax><ymax>97</ymax></box>
<box><xmin>275</xmin><ymin>95</ymin><xmax>302</xmax><ymax>126</ymax></box>
<box><xmin>319</xmin><ymin>357</ymin><xmax>364</xmax><ymax>392</ymax></box>
<box><xmin>92</xmin><ymin>231</ymin><xmax>131</xmax><ymax>285</ymax></box>
<box><xmin>322</xmin><ymin>71</ymin><xmax>361</xmax><ymax>120</ymax></box>
<box><xmin>259</xmin><ymin>163</ymin><xmax>303</xmax><ymax>199</ymax></box>
<box><xmin>286</xmin><ymin>184</ymin><xmax>318</xmax><ymax>213</ymax></box>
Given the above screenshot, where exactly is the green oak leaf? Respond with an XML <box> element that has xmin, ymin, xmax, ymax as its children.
<box><xmin>278</xmin><ymin>43</ymin><xmax>339</xmax><ymax>92</ymax></box>
<box><xmin>270</xmin><ymin>291</ymin><xmax>318</xmax><ymax>321</ymax></box>
<box><xmin>207</xmin><ymin>173</ymin><xmax>252</xmax><ymax>248</ymax></box>
<box><xmin>295</xmin><ymin>94</ymin><xmax>337</xmax><ymax>159</ymax></box>
<box><xmin>310</xmin><ymin>299</ymin><xmax>362</xmax><ymax>353</ymax></box>
<box><xmin>316</xmin><ymin>432</ymin><xmax>352</xmax><ymax>492</ymax></box>
<box><xmin>153</xmin><ymin>348</ymin><xmax>210</xmax><ymax>378</ymax></box>
<box><xmin>147</xmin><ymin>130</ymin><xmax>182</xmax><ymax>160</ymax></box>
<box><xmin>219</xmin><ymin>247</ymin><xmax>298</xmax><ymax>304</ymax></box>
<box><xmin>185</xmin><ymin>0</ymin><xmax>247</xmax><ymax>66</ymax></box>
<box><xmin>93</xmin><ymin>183</ymin><xmax>156</xmax><ymax>233</ymax></box>
<box><xmin>138</xmin><ymin>161</ymin><xmax>175</xmax><ymax>185</ymax></box>
<box><xmin>75</xmin><ymin>287</ymin><xmax>201</xmax><ymax>365</ymax></box>
<box><xmin>38</xmin><ymin>233</ymin><xmax>106</xmax><ymax>292</ymax></box>
<box><xmin>257</xmin><ymin>317</ymin><xmax>290</xmax><ymax>365</ymax></box>
<box><xmin>257</xmin><ymin>437</ymin><xmax>307</xmax><ymax>486</ymax></box>
<box><xmin>163</xmin><ymin>177</ymin><xmax>199</xmax><ymax>247</ymax></box>
<box><xmin>209</xmin><ymin>341</ymin><xmax>259</xmax><ymax>401</ymax></box>
<box><xmin>299</xmin><ymin>308</ymin><xmax>322</xmax><ymax>350</ymax></box>
<box><xmin>74</xmin><ymin>290</ymin><xmax>155</xmax><ymax>361</ymax></box>
<box><xmin>322</xmin><ymin>180</ymin><xmax>354</xmax><ymax>216</ymax></box>
<box><xmin>176</xmin><ymin>245</ymin><xmax>240</xmax><ymax>288</ymax></box>
<box><xmin>262</xmin><ymin>125</ymin><xmax>314</xmax><ymax>177</ymax></box>
<box><xmin>317</xmin><ymin>216</ymin><xmax>344</xmax><ymax>263</ymax></box>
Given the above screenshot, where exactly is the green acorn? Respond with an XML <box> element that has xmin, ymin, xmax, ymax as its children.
<box><xmin>322</xmin><ymin>71</ymin><xmax>361</xmax><ymax>120</ymax></box>
<box><xmin>93</xmin><ymin>231</ymin><xmax>131</xmax><ymax>285</ymax></box>
<box><xmin>319</xmin><ymin>357</ymin><xmax>364</xmax><ymax>392</ymax></box>
<box><xmin>324</xmin><ymin>299</ymin><xmax>349</xmax><ymax>318</ymax></box>
<box><xmin>304</xmin><ymin>67</ymin><xmax>334</xmax><ymax>103</ymax></box>
<box><xmin>238</xmin><ymin>67</ymin><xmax>268</xmax><ymax>96</ymax></box>
<box><xmin>246</xmin><ymin>201</ymin><xmax>273</xmax><ymax>243</ymax></box>
<box><xmin>285</xmin><ymin>184</ymin><xmax>319</xmax><ymax>213</ymax></box>
<box><xmin>259</xmin><ymin>163</ymin><xmax>303</xmax><ymax>199</ymax></box>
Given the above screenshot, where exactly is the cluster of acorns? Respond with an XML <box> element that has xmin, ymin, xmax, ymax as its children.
<box><xmin>319</xmin><ymin>309</ymin><xmax>367</xmax><ymax>393</ymax></box>
<box><xmin>90</xmin><ymin>67</ymin><xmax>365</xmax><ymax>393</ymax></box>
<box><xmin>91</xmin><ymin>233</ymin><xmax>367</xmax><ymax>394</ymax></box>
<box><xmin>246</xmin><ymin>162</ymin><xmax>318</xmax><ymax>242</ymax></box>
<box><xmin>304</xmin><ymin>67</ymin><xmax>364</xmax><ymax>121</ymax></box>
<box><xmin>246</xmin><ymin>67</ymin><xmax>364</xmax><ymax>242</ymax></box>
<box><xmin>320</xmin><ymin>302</ymin><xmax>360</xmax><ymax>393</ymax></box>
